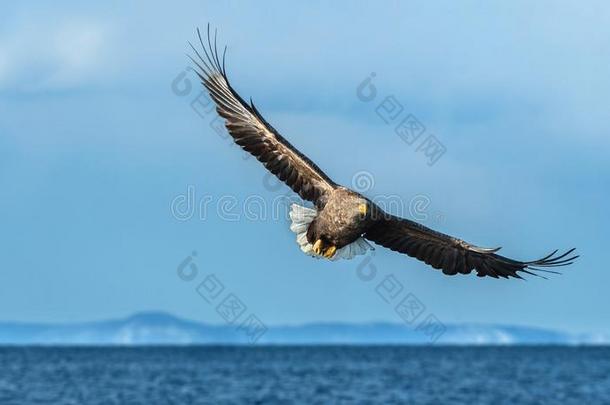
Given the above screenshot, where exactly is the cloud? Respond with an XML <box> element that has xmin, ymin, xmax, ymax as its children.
<box><xmin>0</xmin><ymin>47</ymin><xmax>7</xmax><ymax>82</ymax></box>
<box><xmin>0</xmin><ymin>17</ymin><xmax>112</xmax><ymax>92</ymax></box>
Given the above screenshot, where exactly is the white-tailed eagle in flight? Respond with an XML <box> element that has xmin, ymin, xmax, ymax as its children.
<box><xmin>188</xmin><ymin>26</ymin><xmax>577</xmax><ymax>279</ymax></box>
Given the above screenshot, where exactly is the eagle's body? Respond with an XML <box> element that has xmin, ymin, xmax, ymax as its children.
<box><xmin>290</xmin><ymin>203</ymin><xmax>374</xmax><ymax>260</ymax></box>
<box><xmin>306</xmin><ymin>188</ymin><xmax>373</xmax><ymax>255</ymax></box>
<box><xmin>189</xmin><ymin>26</ymin><xmax>577</xmax><ymax>279</ymax></box>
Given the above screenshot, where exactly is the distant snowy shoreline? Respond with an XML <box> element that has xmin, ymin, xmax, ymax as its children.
<box><xmin>0</xmin><ymin>312</ymin><xmax>606</xmax><ymax>346</ymax></box>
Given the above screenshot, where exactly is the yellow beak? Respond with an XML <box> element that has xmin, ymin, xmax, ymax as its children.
<box><xmin>358</xmin><ymin>203</ymin><xmax>368</xmax><ymax>215</ymax></box>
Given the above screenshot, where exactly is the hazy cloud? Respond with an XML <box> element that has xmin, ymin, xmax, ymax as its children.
<box><xmin>0</xmin><ymin>17</ymin><xmax>112</xmax><ymax>91</ymax></box>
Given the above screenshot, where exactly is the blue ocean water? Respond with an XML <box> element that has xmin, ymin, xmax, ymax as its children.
<box><xmin>0</xmin><ymin>346</ymin><xmax>608</xmax><ymax>404</ymax></box>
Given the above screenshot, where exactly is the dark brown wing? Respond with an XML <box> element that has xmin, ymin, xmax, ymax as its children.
<box><xmin>189</xmin><ymin>27</ymin><xmax>336</xmax><ymax>208</ymax></box>
<box><xmin>365</xmin><ymin>211</ymin><xmax>578</xmax><ymax>279</ymax></box>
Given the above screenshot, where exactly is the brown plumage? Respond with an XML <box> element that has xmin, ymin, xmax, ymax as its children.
<box><xmin>189</xmin><ymin>26</ymin><xmax>578</xmax><ymax>279</ymax></box>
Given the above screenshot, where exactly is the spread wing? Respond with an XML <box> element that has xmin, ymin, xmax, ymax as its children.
<box><xmin>189</xmin><ymin>27</ymin><xmax>336</xmax><ymax>208</ymax></box>
<box><xmin>365</xmin><ymin>211</ymin><xmax>578</xmax><ymax>279</ymax></box>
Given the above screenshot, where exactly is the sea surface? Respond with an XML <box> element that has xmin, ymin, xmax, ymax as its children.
<box><xmin>0</xmin><ymin>346</ymin><xmax>609</xmax><ymax>404</ymax></box>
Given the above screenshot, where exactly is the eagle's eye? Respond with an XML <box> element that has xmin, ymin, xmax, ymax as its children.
<box><xmin>358</xmin><ymin>203</ymin><xmax>368</xmax><ymax>216</ymax></box>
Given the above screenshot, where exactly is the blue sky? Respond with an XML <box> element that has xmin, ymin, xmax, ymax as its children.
<box><xmin>0</xmin><ymin>1</ymin><xmax>608</xmax><ymax>336</ymax></box>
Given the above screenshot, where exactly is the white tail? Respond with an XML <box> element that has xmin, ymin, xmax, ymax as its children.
<box><xmin>289</xmin><ymin>204</ymin><xmax>374</xmax><ymax>260</ymax></box>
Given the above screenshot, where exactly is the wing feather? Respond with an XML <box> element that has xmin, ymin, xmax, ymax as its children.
<box><xmin>189</xmin><ymin>26</ymin><xmax>336</xmax><ymax>207</ymax></box>
<box><xmin>365</xmin><ymin>211</ymin><xmax>578</xmax><ymax>279</ymax></box>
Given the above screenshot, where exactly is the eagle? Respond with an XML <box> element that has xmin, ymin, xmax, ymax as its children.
<box><xmin>188</xmin><ymin>26</ymin><xmax>577</xmax><ymax>279</ymax></box>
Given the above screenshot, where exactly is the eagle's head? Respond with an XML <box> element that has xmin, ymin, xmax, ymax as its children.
<box><xmin>352</xmin><ymin>197</ymin><xmax>372</xmax><ymax>221</ymax></box>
